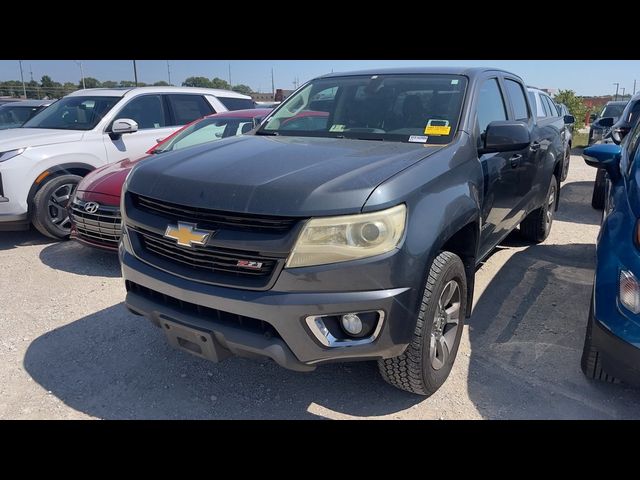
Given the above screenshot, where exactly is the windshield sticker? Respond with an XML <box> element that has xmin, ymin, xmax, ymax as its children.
<box><xmin>424</xmin><ymin>125</ymin><xmax>451</xmax><ymax>136</ymax></box>
<box><xmin>424</xmin><ymin>119</ymin><xmax>451</xmax><ymax>136</ymax></box>
<box><xmin>451</xmin><ymin>79</ymin><xmax>459</xmax><ymax>85</ymax></box>
<box><xmin>329</xmin><ymin>124</ymin><xmax>346</xmax><ymax>132</ymax></box>
<box><xmin>408</xmin><ymin>135</ymin><xmax>429</xmax><ymax>143</ymax></box>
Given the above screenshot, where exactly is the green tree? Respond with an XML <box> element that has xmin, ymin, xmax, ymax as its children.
<box><xmin>210</xmin><ymin>77</ymin><xmax>231</xmax><ymax>90</ymax></box>
<box><xmin>62</xmin><ymin>82</ymin><xmax>77</xmax><ymax>97</ymax></box>
<box><xmin>101</xmin><ymin>80</ymin><xmax>118</xmax><ymax>88</ymax></box>
<box><xmin>232</xmin><ymin>84</ymin><xmax>253</xmax><ymax>95</ymax></box>
<box><xmin>26</xmin><ymin>80</ymin><xmax>40</xmax><ymax>99</ymax></box>
<box><xmin>41</xmin><ymin>75</ymin><xmax>62</xmax><ymax>98</ymax></box>
<box><xmin>119</xmin><ymin>80</ymin><xmax>136</xmax><ymax>87</ymax></box>
<box><xmin>153</xmin><ymin>80</ymin><xmax>170</xmax><ymax>86</ymax></box>
<box><xmin>554</xmin><ymin>89</ymin><xmax>588</xmax><ymax>130</ymax></box>
<box><xmin>182</xmin><ymin>76</ymin><xmax>213</xmax><ymax>88</ymax></box>
<box><xmin>82</xmin><ymin>77</ymin><xmax>101</xmax><ymax>89</ymax></box>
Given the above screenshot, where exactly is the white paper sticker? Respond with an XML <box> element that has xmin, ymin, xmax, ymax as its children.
<box><xmin>451</xmin><ymin>79</ymin><xmax>459</xmax><ymax>85</ymax></box>
<box><xmin>408</xmin><ymin>135</ymin><xmax>429</xmax><ymax>143</ymax></box>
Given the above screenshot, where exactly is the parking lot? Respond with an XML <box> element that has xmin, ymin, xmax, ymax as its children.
<box><xmin>1</xmin><ymin>151</ymin><xmax>639</xmax><ymax>419</ymax></box>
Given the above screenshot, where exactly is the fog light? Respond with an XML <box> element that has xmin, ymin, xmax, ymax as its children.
<box><xmin>619</xmin><ymin>270</ymin><xmax>640</xmax><ymax>314</ymax></box>
<box><xmin>341</xmin><ymin>313</ymin><xmax>363</xmax><ymax>336</ymax></box>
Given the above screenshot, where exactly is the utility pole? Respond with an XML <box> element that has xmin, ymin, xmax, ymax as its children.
<box><xmin>18</xmin><ymin>60</ymin><xmax>26</xmax><ymax>98</ymax></box>
<box><xmin>271</xmin><ymin>68</ymin><xmax>275</xmax><ymax>97</ymax></box>
<box><xmin>634</xmin><ymin>79</ymin><xmax>637</xmax><ymax>96</ymax></box>
<box><xmin>167</xmin><ymin>60</ymin><xmax>171</xmax><ymax>85</ymax></box>
<box><xmin>74</xmin><ymin>61</ymin><xmax>86</xmax><ymax>89</ymax></box>
<box><xmin>133</xmin><ymin>60</ymin><xmax>138</xmax><ymax>86</ymax></box>
<box><xmin>228</xmin><ymin>63</ymin><xmax>232</xmax><ymax>87</ymax></box>
<box><xmin>621</xmin><ymin>87</ymin><xmax>626</xmax><ymax>99</ymax></box>
<box><xmin>29</xmin><ymin>64</ymin><xmax>33</xmax><ymax>82</ymax></box>
<box><xmin>613</xmin><ymin>82</ymin><xmax>620</xmax><ymax>101</ymax></box>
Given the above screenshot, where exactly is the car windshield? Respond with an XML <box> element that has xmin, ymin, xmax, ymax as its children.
<box><xmin>22</xmin><ymin>96</ymin><xmax>120</xmax><ymax>130</ymax></box>
<box><xmin>600</xmin><ymin>104</ymin><xmax>625</xmax><ymax>119</ymax></box>
<box><xmin>0</xmin><ymin>105</ymin><xmax>41</xmax><ymax>130</ymax></box>
<box><xmin>154</xmin><ymin>116</ymin><xmax>257</xmax><ymax>153</ymax></box>
<box><xmin>257</xmin><ymin>74</ymin><xmax>468</xmax><ymax>144</ymax></box>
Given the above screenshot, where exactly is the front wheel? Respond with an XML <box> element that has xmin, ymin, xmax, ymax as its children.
<box><xmin>378</xmin><ymin>251</ymin><xmax>467</xmax><ymax>396</ymax></box>
<box><xmin>31</xmin><ymin>174</ymin><xmax>82</xmax><ymax>239</ymax></box>
<box><xmin>560</xmin><ymin>147</ymin><xmax>570</xmax><ymax>182</ymax></box>
<box><xmin>520</xmin><ymin>174</ymin><xmax>558</xmax><ymax>243</ymax></box>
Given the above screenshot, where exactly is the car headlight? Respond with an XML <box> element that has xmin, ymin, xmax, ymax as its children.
<box><xmin>0</xmin><ymin>148</ymin><xmax>25</xmax><ymax>163</ymax></box>
<box><xmin>286</xmin><ymin>204</ymin><xmax>407</xmax><ymax>268</ymax></box>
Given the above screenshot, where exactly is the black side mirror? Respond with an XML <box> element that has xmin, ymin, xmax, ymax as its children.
<box><xmin>598</xmin><ymin>117</ymin><xmax>615</xmax><ymax>128</ymax></box>
<box><xmin>589</xmin><ymin>113</ymin><xmax>597</xmax><ymax>122</ymax></box>
<box><xmin>611</xmin><ymin>123</ymin><xmax>631</xmax><ymax>145</ymax></box>
<box><xmin>563</xmin><ymin>115</ymin><xmax>575</xmax><ymax>125</ymax></box>
<box><xmin>480</xmin><ymin>121</ymin><xmax>531</xmax><ymax>154</ymax></box>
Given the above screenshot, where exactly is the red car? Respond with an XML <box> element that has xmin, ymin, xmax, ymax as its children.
<box><xmin>69</xmin><ymin>108</ymin><xmax>271</xmax><ymax>251</ymax></box>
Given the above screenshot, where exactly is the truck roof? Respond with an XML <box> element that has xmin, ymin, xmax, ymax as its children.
<box><xmin>320</xmin><ymin>66</ymin><xmax>519</xmax><ymax>80</ymax></box>
<box><xmin>65</xmin><ymin>86</ymin><xmax>252</xmax><ymax>99</ymax></box>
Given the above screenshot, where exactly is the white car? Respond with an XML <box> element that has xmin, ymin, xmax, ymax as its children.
<box><xmin>0</xmin><ymin>86</ymin><xmax>254</xmax><ymax>239</ymax></box>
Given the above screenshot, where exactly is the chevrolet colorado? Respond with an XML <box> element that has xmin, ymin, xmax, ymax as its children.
<box><xmin>120</xmin><ymin>67</ymin><xmax>564</xmax><ymax>396</ymax></box>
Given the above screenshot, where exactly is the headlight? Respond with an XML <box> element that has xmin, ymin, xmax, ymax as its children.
<box><xmin>286</xmin><ymin>204</ymin><xmax>407</xmax><ymax>268</ymax></box>
<box><xmin>0</xmin><ymin>148</ymin><xmax>25</xmax><ymax>163</ymax></box>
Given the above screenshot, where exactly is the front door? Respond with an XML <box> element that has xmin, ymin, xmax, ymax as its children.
<box><xmin>476</xmin><ymin>78</ymin><xmax>522</xmax><ymax>257</ymax></box>
<box><xmin>102</xmin><ymin>94</ymin><xmax>178</xmax><ymax>163</ymax></box>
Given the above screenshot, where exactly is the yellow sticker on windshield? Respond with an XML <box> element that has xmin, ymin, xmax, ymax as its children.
<box><xmin>330</xmin><ymin>124</ymin><xmax>346</xmax><ymax>132</ymax></box>
<box><xmin>424</xmin><ymin>125</ymin><xmax>451</xmax><ymax>136</ymax></box>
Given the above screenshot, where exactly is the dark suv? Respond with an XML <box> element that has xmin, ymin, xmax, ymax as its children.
<box><xmin>120</xmin><ymin>68</ymin><xmax>564</xmax><ymax>396</ymax></box>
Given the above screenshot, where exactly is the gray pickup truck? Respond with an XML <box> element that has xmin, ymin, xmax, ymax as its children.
<box><xmin>120</xmin><ymin>67</ymin><xmax>566</xmax><ymax>396</ymax></box>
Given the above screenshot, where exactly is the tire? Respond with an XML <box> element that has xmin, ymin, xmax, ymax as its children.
<box><xmin>520</xmin><ymin>174</ymin><xmax>558</xmax><ymax>243</ymax></box>
<box><xmin>581</xmin><ymin>295</ymin><xmax>618</xmax><ymax>383</ymax></box>
<box><xmin>378</xmin><ymin>251</ymin><xmax>467</xmax><ymax>396</ymax></box>
<box><xmin>560</xmin><ymin>146</ymin><xmax>570</xmax><ymax>182</ymax></box>
<box><xmin>31</xmin><ymin>174</ymin><xmax>82</xmax><ymax>240</ymax></box>
<box><xmin>591</xmin><ymin>169</ymin><xmax>607</xmax><ymax>210</ymax></box>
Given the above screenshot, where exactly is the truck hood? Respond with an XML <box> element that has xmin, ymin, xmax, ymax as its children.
<box><xmin>127</xmin><ymin>135</ymin><xmax>444</xmax><ymax>216</ymax></box>
<box><xmin>77</xmin><ymin>155</ymin><xmax>149</xmax><ymax>198</ymax></box>
<box><xmin>0</xmin><ymin>128</ymin><xmax>84</xmax><ymax>151</ymax></box>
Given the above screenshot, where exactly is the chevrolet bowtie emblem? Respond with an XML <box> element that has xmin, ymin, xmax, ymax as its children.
<box><xmin>163</xmin><ymin>222</ymin><xmax>213</xmax><ymax>248</ymax></box>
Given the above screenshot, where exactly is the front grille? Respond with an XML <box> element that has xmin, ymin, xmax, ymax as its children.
<box><xmin>133</xmin><ymin>226</ymin><xmax>278</xmax><ymax>278</ymax></box>
<box><xmin>132</xmin><ymin>193</ymin><xmax>298</xmax><ymax>232</ymax></box>
<box><xmin>71</xmin><ymin>200</ymin><xmax>122</xmax><ymax>248</ymax></box>
<box><xmin>126</xmin><ymin>280</ymin><xmax>281</xmax><ymax>339</ymax></box>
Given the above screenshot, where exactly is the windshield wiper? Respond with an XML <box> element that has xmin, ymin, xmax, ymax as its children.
<box><xmin>255</xmin><ymin>130</ymin><xmax>279</xmax><ymax>136</ymax></box>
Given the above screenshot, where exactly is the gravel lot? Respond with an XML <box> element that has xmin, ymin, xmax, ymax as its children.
<box><xmin>1</xmin><ymin>153</ymin><xmax>640</xmax><ymax>419</ymax></box>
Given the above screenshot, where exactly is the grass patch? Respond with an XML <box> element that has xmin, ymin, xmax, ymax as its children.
<box><xmin>573</xmin><ymin>131</ymin><xmax>588</xmax><ymax>148</ymax></box>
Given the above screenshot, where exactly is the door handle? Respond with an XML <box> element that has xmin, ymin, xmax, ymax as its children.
<box><xmin>509</xmin><ymin>154</ymin><xmax>522</xmax><ymax>168</ymax></box>
<box><xmin>530</xmin><ymin>141</ymin><xmax>541</xmax><ymax>152</ymax></box>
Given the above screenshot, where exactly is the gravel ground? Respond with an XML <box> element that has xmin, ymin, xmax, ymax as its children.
<box><xmin>1</xmin><ymin>153</ymin><xmax>640</xmax><ymax>419</ymax></box>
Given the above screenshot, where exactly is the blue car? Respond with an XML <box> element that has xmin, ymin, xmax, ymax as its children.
<box><xmin>582</xmin><ymin>129</ymin><xmax>640</xmax><ymax>384</ymax></box>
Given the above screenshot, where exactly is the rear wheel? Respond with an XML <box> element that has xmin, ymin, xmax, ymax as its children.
<box><xmin>31</xmin><ymin>174</ymin><xmax>82</xmax><ymax>239</ymax></box>
<box><xmin>378</xmin><ymin>251</ymin><xmax>467</xmax><ymax>396</ymax></box>
<box><xmin>591</xmin><ymin>169</ymin><xmax>607</xmax><ymax>210</ymax></box>
<box><xmin>520</xmin><ymin>174</ymin><xmax>557</xmax><ymax>243</ymax></box>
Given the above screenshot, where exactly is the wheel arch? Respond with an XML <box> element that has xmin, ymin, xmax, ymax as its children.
<box><xmin>27</xmin><ymin>162</ymin><xmax>95</xmax><ymax>215</ymax></box>
<box><xmin>439</xmin><ymin>219</ymin><xmax>480</xmax><ymax>318</ymax></box>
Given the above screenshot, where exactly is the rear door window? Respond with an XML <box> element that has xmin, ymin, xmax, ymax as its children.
<box><xmin>166</xmin><ymin>94</ymin><xmax>213</xmax><ymax>126</ymax></box>
<box><xmin>217</xmin><ymin>97</ymin><xmax>256</xmax><ymax>111</ymax></box>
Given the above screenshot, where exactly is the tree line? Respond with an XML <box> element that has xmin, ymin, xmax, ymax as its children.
<box><xmin>0</xmin><ymin>75</ymin><xmax>254</xmax><ymax>99</ymax></box>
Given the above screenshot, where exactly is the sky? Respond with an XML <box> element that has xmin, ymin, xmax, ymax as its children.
<box><xmin>0</xmin><ymin>60</ymin><xmax>638</xmax><ymax>97</ymax></box>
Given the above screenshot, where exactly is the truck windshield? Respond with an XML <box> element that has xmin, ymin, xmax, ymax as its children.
<box><xmin>22</xmin><ymin>96</ymin><xmax>120</xmax><ymax>130</ymax></box>
<box><xmin>600</xmin><ymin>104</ymin><xmax>625</xmax><ymax>120</ymax></box>
<box><xmin>257</xmin><ymin>74</ymin><xmax>467</xmax><ymax>144</ymax></box>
